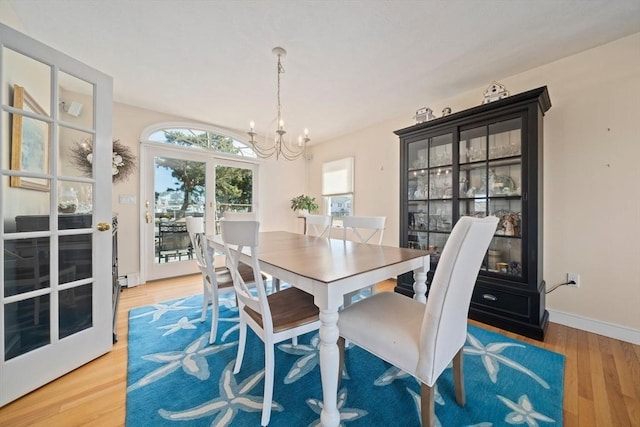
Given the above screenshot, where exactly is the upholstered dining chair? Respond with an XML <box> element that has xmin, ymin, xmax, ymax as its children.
<box><xmin>184</xmin><ymin>216</ymin><xmax>257</xmax><ymax>343</ymax></box>
<box><xmin>341</xmin><ymin>215</ymin><xmax>386</xmax><ymax>305</ymax></box>
<box><xmin>337</xmin><ymin>216</ymin><xmax>499</xmax><ymax>427</ymax></box>
<box><xmin>304</xmin><ymin>214</ymin><xmax>333</xmax><ymax>238</ymax></box>
<box><xmin>220</xmin><ymin>219</ymin><xmax>321</xmax><ymax>426</ymax></box>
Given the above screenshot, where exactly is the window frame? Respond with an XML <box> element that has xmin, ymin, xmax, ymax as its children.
<box><xmin>140</xmin><ymin>121</ymin><xmax>259</xmax><ymax>162</ymax></box>
<box><xmin>324</xmin><ymin>194</ymin><xmax>353</xmax><ymax>227</ymax></box>
<box><xmin>322</xmin><ymin>157</ymin><xmax>355</xmax><ymax>227</ymax></box>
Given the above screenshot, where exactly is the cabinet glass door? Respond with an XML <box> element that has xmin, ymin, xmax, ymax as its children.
<box><xmin>459</xmin><ymin>118</ymin><xmax>523</xmax><ymax>277</ymax></box>
<box><xmin>407</xmin><ymin>133</ymin><xmax>452</xmax><ymax>265</ymax></box>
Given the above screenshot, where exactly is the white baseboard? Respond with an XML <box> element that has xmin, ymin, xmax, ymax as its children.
<box><xmin>548</xmin><ymin>309</ymin><xmax>640</xmax><ymax>345</ymax></box>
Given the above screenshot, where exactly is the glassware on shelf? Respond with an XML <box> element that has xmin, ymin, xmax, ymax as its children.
<box><xmin>58</xmin><ymin>188</ymin><xmax>78</xmax><ymax>214</ymax></box>
<box><xmin>417</xmin><ymin>233</ymin><xmax>428</xmax><ymax>250</ymax></box>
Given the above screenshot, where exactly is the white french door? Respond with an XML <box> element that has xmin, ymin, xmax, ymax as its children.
<box><xmin>0</xmin><ymin>24</ymin><xmax>113</xmax><ymax>405</ymax></box>
<box><xmin>141</xmin><ymin>143</ymin><xmax>257</xmax><ymax>281</ymax></box>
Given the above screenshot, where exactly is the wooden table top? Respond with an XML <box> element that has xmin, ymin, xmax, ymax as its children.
<box><xmin>209</xmin><ymin>231</ymin><xmax>429</xmax><ymax>284</ymax></box>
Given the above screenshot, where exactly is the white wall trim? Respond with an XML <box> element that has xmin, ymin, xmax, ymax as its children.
<box><xmin>548</xmin><ymin>309</ymin><xmax>640</xmax><ymax>345</ymax></box>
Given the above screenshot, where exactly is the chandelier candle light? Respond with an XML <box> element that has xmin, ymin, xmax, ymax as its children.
<box><xmin>248</xmin><ymin>47</ymin><xmax>310</xmax><ymax>160</ymax></box>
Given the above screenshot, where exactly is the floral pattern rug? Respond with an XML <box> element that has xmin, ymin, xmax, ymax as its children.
<box><xmin>126</xmin><ymin>293</ymin><xmax>564</xmax><ymax>426</ymax></box>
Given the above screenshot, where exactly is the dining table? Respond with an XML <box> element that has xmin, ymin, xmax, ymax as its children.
<box><xmin>207</xmin><ymin>230</ymin><xmax>430</xmax><ymax>427</ymax></box>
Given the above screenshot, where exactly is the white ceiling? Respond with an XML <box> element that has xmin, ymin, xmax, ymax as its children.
<box><xmin>7</xmin><ymin>0</ymin><xmax>640</xmax><ymax>143</ymax></box>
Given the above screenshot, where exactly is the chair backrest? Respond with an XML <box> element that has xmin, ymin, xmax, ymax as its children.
<box><xmin>185</xmin><ymin>216</ymin><xmax>209</xmax><ymax>269</ymax></box>
<box><xmin>416</xmin><ymin>216</ymin><xmax>499</xmax><ymax>385</ymax></box>
<box><xmin>219</xmin><ymin>219</ymin><xmax>273</xmax><ymax>332</ymax></box>
<box><xmin>223</xmin><ymin>211</ymin><xmax>257</xmax><ymax>221</ymax></box>
<box><xmin>342</xmin><ymin>216</ymin><xmax>386</xmax><ymax>245</ymax></box>
<box><xmin>305</xmin><ymin>215</ymin><xmax>333</xmax><ymax>238</ymax></box>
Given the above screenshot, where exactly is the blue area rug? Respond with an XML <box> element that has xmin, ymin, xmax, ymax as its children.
<box><xmin>126</xmin><ymin>293</ymin><xmax>564</xmax><ymax>426</ymax></box>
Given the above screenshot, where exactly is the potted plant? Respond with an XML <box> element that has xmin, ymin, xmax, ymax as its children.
<box><xmin>290</xmin><ymin>194</ymin><xmax>319</xmax><ymax>216</ymax></box>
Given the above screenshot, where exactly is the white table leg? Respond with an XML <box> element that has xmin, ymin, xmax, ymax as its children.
<box><xmin>319</xmin><ymin>309</ymin><xmax>340</xmax><ymax>427</ymax></box>
<box><xmin>413</xmin><ymin>256</ymin><xmax>429</xmax><ymax>303</ymax></box>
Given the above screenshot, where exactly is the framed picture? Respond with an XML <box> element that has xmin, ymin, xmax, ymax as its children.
<box><xmin>10</xmin><ymin>84</ymin><xmax>50</xmax><ymax>191</ymax></box>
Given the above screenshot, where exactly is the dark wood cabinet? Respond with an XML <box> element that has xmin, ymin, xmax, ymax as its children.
<box><xmin>394</xmin><ymin>86</ymin><xmax>551</xmax><ymax>340</ymax></box>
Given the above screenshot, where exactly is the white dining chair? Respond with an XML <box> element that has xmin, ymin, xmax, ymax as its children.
<box><xmin>220</xmin><ymin>219</ymin><xmax>321</xmax><ymax>426</ymax></box>
<box><xmin>336</xmin><ymin>216</ymin><xmax>498</xmax><ymax>427</ymax></box>
<box><xmin>223</xmin><ymin>211</ymin><xmax>257</xmax><ymax>221</ymax></box>
<box><xmin>222</xmin><ymin>211</ymin><xmax>281</xmax><ymax>293</ymax></box>
<box><xmin>185</xmin><ymin>216</ymin><xmax>256</xmax><ymax>343</ymax></box>
<box><xmin>341</xmin><ymin>215</ymin><xmax>386</xmax><ymax>305</ymax></box>
<box><xmin>304</xmin><ymin>214</ymin><xmax>333</xmax><ymax>238</ymax></box>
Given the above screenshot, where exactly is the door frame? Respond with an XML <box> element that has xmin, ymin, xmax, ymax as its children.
<box><xmin>139</xmin><ymin>134</ymin><xmax>259</xmax><ymax>283</ymax></box>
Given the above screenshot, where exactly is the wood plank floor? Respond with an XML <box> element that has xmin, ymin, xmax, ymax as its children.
<box><xmin>0</xmin><ymin>275</ymin><xmax>638</xmax><ymax>426</ymax></box>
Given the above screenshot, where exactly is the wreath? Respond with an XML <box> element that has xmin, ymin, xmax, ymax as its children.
<box><xmin>70</xmin><ymin>139</ymin><xmax>136</xmax><ymax>183</ymax></box>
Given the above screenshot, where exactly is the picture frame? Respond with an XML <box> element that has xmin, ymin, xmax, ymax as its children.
<box><xmin>10</xmin><ymin>84</ymin><xmax>50</xmax><ymax>191</ymax></box>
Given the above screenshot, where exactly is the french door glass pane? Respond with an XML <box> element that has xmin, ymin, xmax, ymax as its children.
<box><xmin>58</xmin><ymin>126</ymin><xmax>95</xmax><ymax>180</ymax></box>
<box><xmin>59</xmin><ymin>284</ymin><xmax>93</xmax><ymax>338</ymax></box>
<box><xmin>215</xmin><ymin>165</ymin><xmax>253</xmax><ymax>215</ymax></box>
<box><xmin>58</xmin><ymin>71</ymin><xmax>94</xmax><ymax>128</ymax></box>
<box><xmin>60</xmin><ymin>234</ymin><xmax>92</xmax><ymax>282</ymax></box>
<box><xmin>154</xmin><ymin>156</ymin><xmax>205</xmax><ymax>264</ymax></box>
<box><xmin>4</xmin><ymin>237</ymin><xmax>50</xmax><ymax>297</ymax></box>
<box><xmin>4</xmin><ymin>295</ymin><xmax>50</xmax><ymax>361</ymax></box>
<box><xmin>215</xmin><ymin>165</ymin><xmax>253</xmax><ymax>233</ymax></box>
<box><xmin>1</xmin><ymin>47</ymin><xmax>51</xmax><ymax>114</ymax></box>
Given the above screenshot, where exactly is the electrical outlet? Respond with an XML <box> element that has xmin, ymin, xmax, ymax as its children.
<box><xmin>567</xmin><ymin>273</ymin><xmax>580</xmax><ymax>288</ymax></box>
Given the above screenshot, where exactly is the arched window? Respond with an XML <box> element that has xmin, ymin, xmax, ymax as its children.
<box><xmin>142</xmin><ymin>124</ymin><xmax>257</xmax><ymax>158</ymax></box>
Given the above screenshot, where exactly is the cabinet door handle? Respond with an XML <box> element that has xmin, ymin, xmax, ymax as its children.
<box><xmin>482</xmin><ymin>293</ymin><xmax>498</xmax><ymax>301</ymax></box>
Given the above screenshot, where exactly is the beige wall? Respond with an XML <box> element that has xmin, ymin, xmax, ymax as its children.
<box><xmin>307</xmin><ymin>33</ymin><xmax>640</xmax><ymax>339</ymax></box>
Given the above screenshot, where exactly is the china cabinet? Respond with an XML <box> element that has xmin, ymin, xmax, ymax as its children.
<box><xmin>395</xmin><ymin>86</ymin><xmax>551</xmax><ymax>340</ymax></box>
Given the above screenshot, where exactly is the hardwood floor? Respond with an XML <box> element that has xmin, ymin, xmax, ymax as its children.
<box><xmin>0</xmin><ymin>276</ymin><xmax>638</xmax><ymax>426</ymax></box>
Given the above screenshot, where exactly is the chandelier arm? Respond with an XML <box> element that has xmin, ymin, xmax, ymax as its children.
<box><xmin>279</xmin><ymin>141</ymin><xmax>306</xmax><ymax>156</ymax></box>
<box><xmin>278</xmin><ymin>149</ymin><xmax>305</xmax><ymax>161</ymax></box>
<box><xmin>250</xmin><ymin>143</ymin><xmax>279</xmax><ymax>158</ymax></box>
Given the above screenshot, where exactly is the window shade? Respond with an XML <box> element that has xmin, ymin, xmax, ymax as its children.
<box><xmin>322</xmin><ymin>157</ymin><xmax>354</xmax><ymax>196</ymax></box>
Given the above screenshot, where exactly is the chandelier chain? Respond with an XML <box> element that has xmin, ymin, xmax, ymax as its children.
<box><xmin>277</xmin><ymin>54</ymin><xmax>283</xmax><ymax>125</ymax></box>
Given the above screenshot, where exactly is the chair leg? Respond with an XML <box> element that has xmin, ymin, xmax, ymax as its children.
<box><xmin>337</xmin><ymin>336</ymin><xmax>345</xmax><ymax>389</ymax></box>
<box><xmin>261</xmin><ymin>343</ymin><xmax>275</xmax><ymax>426</ymax></box>
<box><xmin>200</xmin><ymin>273</ymin><xmax>211</xmax><ymax>322</ymax></box>
<box><xmin>421</xmin><ymin>383</ymin><xmax>435</xmax><ymax>427</ymax></box>
<box><xmin>233</xmin><ymin>318</ymin><xmax>247</xmax><ymax>373</ymax></box>
<box><xmin>292</xmin><ymin>335</ymin><xmax>298</xmax><ymax>347</ymax></box>
<box><xmin>208</xmin><ymin>286</ymin><xmax>220</xmax><ymax>344</ymax></box>
<box><xmin>273</xmin><ymin>277</ymin><xmax>280</xmax><ymax>292</ymax></box>
<box><xmin>453</xmin><ymin>348</ymin><xmax>465</xmax><ymax>406</ymax></box>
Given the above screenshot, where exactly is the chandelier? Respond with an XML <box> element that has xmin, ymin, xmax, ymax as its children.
<box><xmin>248</xmin><ymin>47</ymin><xmax>310</xmax><ymax>160</ymax></box>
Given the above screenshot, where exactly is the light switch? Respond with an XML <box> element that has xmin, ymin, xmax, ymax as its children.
<box><xmin>119</xmin><ymin>195</ymin><xmax>136</xmax><ymax>205</ymax></box>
